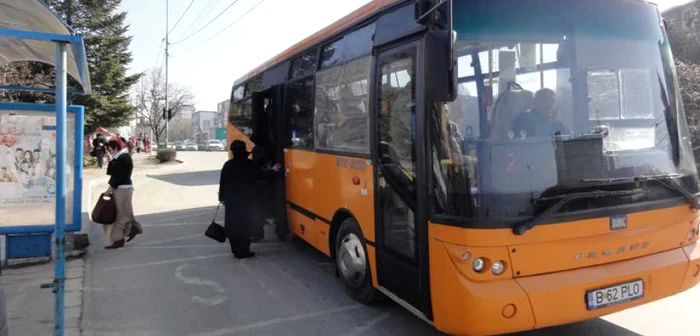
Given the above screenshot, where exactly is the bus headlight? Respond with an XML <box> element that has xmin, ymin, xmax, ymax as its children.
<box><xmin>491</xmin><ymin>261</ymin><xmax>506</xmax><ymax>275</ymax></box>
<box><xmin>472</xmin><ymin>258</ymin><xmax>485</xmax><ymax>272</ymax></box>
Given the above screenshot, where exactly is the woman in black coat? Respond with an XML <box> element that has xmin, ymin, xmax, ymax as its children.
<box><xmin>103</xmin><ymin>139</ymin><xmax>143</xmax><ymax>249</ymax></box>
<box><xmin>219</xmin><ymin>140</ymin><xmax>280</xmax><ymax>259</ymax></box>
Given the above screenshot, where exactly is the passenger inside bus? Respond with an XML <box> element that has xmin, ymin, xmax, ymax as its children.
<box><xmin>510</xmin><ymin>88</ymin><xmax>570</xmax><ymax>139</ymax></box>
<box><xmin>488</xmin><ymin>82</ymin><xmax>534</xmax><ymax>140</ymax></box>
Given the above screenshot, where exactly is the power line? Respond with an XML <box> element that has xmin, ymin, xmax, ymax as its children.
<box><xmin>170</xmin><ymin>0</ymin><xmax>241</xmax><ymax>44</ymax></box>
<box><xmin>152</xmin><ymin>39</ymin><xmax>164</xmax><ymax>70</ymax></box>
<box><xmin>201</xmin><ymin>0</ymin><xmax>264</xmax><ymax>44</ymax></box>
<box><xmin>180</xmin><ymin>0</ymin><xmax>222</xmax><ymax>36</ymax></box>
<box><xmin>169</xmin><ymin>0</ymin><xmax>197</xmax><ymax>34</ymax></box>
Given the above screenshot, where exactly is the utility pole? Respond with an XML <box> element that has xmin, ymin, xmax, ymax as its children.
<box><xmin>164</xmin><ymin>0</ymin><xmax>170</xmax><ymax>144</ymax></box>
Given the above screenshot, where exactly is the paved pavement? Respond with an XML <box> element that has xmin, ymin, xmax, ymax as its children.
<box><xmin>67</xmin><ymin>151</ymin><xmax>700</xmax><ymax>335</ymax></box>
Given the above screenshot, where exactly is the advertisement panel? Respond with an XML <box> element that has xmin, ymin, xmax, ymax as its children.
<box><xmin>0</xmin><ymin>110</ymin><xmax>75</xmax><ymax>227</ymax></box>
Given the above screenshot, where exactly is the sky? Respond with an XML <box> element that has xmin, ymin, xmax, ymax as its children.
<box><xmin>121</xmin><ymin>0</ymin><xmax>372</xmax><ymax>112</ymax></box>
<box><xmin>120</xmin><ymin>0</ymin><xmax>695</xmax><ymax>112</ymax></box>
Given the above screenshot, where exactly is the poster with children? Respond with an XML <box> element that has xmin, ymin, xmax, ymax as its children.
<box><xmin>0</xmin><ymin>110</ymin><xmax>74</xmax><ymax>226</ymax></box>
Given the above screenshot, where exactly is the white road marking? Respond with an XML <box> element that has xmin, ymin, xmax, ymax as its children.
<box><xmin>141</xmin><ymin>233</ymin><xmax>204</xmax><ymax>246</ymax></box>
<box><xmin>174</xmin><ymin>264</ymin><xmax>227</xmax><ymax>306</ymax></box>
<box><xmin>103</xmin><ymin>253</ymin><xmax>231</xmax><ymax>271</ymax></box>
<box><xmin>192</xmin><ymin>304</ymin><xmax>364</xmax><ymax>336</ymax></box>
<box><xmin>142</xmin><ymin>222</ymin><xmax>208</xmax><ymax>227</ymax></box>
<box><xmin>133</xmin><ymin>243</ymin><xmax>292</xmax><ymax>251</ymax></box>
<box><xmin>343</xmin><ymin>311</ymin><xmax>392</xmax><ymax>336</ymax></box>
<box><xmin>133</xmin><ymin>245</ymin><xmax>223</xmax><ymax>250</ymax></box>
<box><xmin>147</xmin><ymin>209</ymin><xmax>216</xmax><ymax>224</ymax></box>
<box><xmin>239</xmin><ymin>261</ymin><xmax>276</xmax><ymax>297</ymax></box>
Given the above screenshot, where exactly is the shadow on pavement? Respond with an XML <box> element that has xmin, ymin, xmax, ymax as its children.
<box><xmin>509</xmin><ymin>318</ymin><xmax>641</xmax><ymax>336</ymax></box>
<box><xmin>148</xmin><ymin>169</ymin><xmax>220</xmax><ymax>187</ymax></box>
<box><xmin>81</xmin><ymin>204</ymin><xmax>645</xmax><ymax>336</ymax></box>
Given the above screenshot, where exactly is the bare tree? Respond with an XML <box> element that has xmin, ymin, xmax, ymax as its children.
<box><xmin>133</xmin><ymin>68</ymin><xmax>194</xmax><ymax>144</ymax></box>
<box><xmin>169</xmin><ymin>118</ymin><xmax>193</xmax><ymax>141</ymax></box>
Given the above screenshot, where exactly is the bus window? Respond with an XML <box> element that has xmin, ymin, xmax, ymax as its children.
<box><xmin>229</xmin><ymin>99</ymin><xmax>253</xmax><ymax>137</ymax></box>
<box><xmin>232</xmin><ymin>85</ymin><xmax>244</xmax><ymax>102</ymax></box>
<box><xmin>314</xmin><ymin>56</ymin><xmax>371</xmax><ymax>153</ymax></box>
<box><xmin>289</xmin><ymin>49</ymin><xmax>318</xmax><ymax>79</ymax></box>
<box><xmin>319</xmin><ymin>24</ymin><xmax>374</xmax><ymax>69</ymax></box>
<box><xmin>377</xmin><ymin>49</ymin><xmax>417</xmax><ymax>259</ymax></box>
<box><xmin>286</xmin><ymin>77</ymin><xmax>315</xmax><ymax>148</ymax></box>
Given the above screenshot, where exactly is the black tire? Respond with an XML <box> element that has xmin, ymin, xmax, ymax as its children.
<box><xmin>335</xmin><ymin>218</ymin><xmax>381</xmax><ymax>304</ymax></box>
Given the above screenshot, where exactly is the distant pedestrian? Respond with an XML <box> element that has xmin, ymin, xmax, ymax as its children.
<box><xmin>92</xmin><ymin>133</ymin><xmax>106</xmax><ymax>168</ymax></box>
<box><xmin>218</xmin><ymin>140</ymin><xmax>280</xmax><ymax>258</ymax></box>
<box><xmin>103</xmin><ymin>138</ymin><xmax>142</xmax><ymax>249</ymax></box>
<box><xmin>136</xmin><ymin>138</ymin><xmax>144</xmax><ymax>153</ymax></box>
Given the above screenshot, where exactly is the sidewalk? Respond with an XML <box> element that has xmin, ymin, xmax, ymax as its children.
<box><xmin>0</xmin><ymin>259</ymin><xmax>84</xmax><ymax>336</ymax></box>
<box><xmin>0</xmin><ymin>152</ymin><xmax>182</xmax><ymax>336</ymax></box>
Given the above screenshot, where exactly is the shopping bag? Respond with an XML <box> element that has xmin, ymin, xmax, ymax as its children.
<box><xmin>91</xmin><ymin>193</ymin><xmax>117</xmax><ymax>224</ymax></box>
<box><xmin>205</xmin><ymin>204</ymin><xmax>226</xmax><ymax>243</ymax></box>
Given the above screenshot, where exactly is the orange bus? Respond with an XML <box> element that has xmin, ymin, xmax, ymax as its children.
<box><xmin>227</xmin><ymin>0</ymin><xmax>700</xmax><ymax>334</ymax></box>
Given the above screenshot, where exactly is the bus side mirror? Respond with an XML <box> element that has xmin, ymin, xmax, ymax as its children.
<box><xmin>415</xmin><ymin>0</ymin><xmax>448</xmax><ymax>26</ymax></box>
<box><xmin>424</xmin><ymin>30</ymin><xmax>457</xmax><ymax>102</ymax></box>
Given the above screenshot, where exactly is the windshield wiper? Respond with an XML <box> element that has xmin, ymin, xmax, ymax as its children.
<box><xmin>513</xmin><ymin>189</ymin><xmax>645</xmax><ymax>235</ymax></box>
<box><xmin>583</xmin><ymin>174</ymin><xmax>700</xmax><ymax>210</ymax></box>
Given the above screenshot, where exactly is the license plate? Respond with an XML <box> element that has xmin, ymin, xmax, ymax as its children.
<box><xmin>586</xmin><ymin>279</ymin><xmax>644</xmax><ymax>310</ymax></box>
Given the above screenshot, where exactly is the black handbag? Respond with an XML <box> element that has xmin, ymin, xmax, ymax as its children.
<box><xmin>91</xmin><ymin>193</ymin><xmax>116</xmax><ymax>224</ymax></box>
<box><xmin>204</xmin><ymin>204</ymin><xmax>226</xmax><ymax>243</ymax></box>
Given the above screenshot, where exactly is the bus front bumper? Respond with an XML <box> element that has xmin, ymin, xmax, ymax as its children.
<box><xmin>432</xmin><ymin>241</ymin><xmax>700</xmax><ymax>336</ymax></box>
<box><xmin>515</xmin><ymin>241</ymin><xmax>700</xmax><ymax>330</ymax></box>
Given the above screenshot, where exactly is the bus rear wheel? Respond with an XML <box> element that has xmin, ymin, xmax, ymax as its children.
<box><xmin>335</xmin><ymin>218</ymin><xmax>380</xmax><ymax>304</ymax></box>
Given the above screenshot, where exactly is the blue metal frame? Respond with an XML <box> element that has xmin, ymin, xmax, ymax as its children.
<box><xmin>0</xmin><ymin>28</ymin><xmax>81</xmax><ymax>43</ymax></box>
<box><xmin>0</xmin><ymin>85</ymin><xmax>83</xmax><ymax>95</ymax></box>
<box><xmin>1</xmin><ymin>10</ymin><xmax>92</xmax><ymax>335</ymax></box>
<box><xmin>0</xmin><ymin>102</ymin><xmax>84</xmax><ymax>235</ymax></box>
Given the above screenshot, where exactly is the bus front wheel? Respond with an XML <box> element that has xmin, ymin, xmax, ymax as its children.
<box><xmin>335</xmin><ymin>218</ymin><xmax>381</xmax><ymax>304</ymax></box>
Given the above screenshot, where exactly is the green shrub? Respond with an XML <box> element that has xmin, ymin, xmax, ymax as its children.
<box><xmin>84</xmin><ymin>156</ymin><xmax>97</xmax><ymax>167</ymax></box>
<box><xmin>156</xmin><ymin>149</ymin><xmax>177</xmax><ymax>163</ymax></box>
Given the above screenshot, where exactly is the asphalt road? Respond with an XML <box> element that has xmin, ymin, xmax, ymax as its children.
<box><xmin>81</xmin><ymin>152</ymin><xmax>700</xmax><ymax>336</ymax></box>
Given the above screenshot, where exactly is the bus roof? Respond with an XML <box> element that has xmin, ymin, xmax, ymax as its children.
<box><xmin>233</xmin><ymin>0</ymin><xmax>400</xmax><ymax>87</ymax></box>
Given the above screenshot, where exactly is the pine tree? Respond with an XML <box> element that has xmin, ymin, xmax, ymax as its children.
<box><xmin>51</xmin><ymin>0</ymin><xmax>142</xmax><ymax>131</ymax></box>
<box><xmin>0</xmin><ymin>0</ymin><xmax>141</xmax><ymax>132</ymax></box>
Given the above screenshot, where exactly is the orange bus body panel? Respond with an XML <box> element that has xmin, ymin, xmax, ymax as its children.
<box><xmin>284</xmin><ymin>149</ymin><xmax>376</xmax><ymax>246</ymax></box>
<box><xmin>516</xmin><ymin>247</ymin><xmax>690</xmax><ymax>329</ymax></box>
<box><xmin>428</xmin><ymin>205</ymin><xmax>700</xmax><ymax>336</ymax></box>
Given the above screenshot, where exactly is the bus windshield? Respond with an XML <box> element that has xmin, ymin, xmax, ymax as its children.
<box><xmin>432</xmin><ymin>0</ymin><xmax>699</xmax><ymax>222</ymax></box>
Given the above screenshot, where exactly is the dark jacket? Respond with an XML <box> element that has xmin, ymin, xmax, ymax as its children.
<box><xmin>219</xmin><ymin>157</ymin><xmax>260</xmax><ymax>238</ymax></box>
<box><xmin>107</xmin><ymin>153</ymin><xmax>133</xmax><ymax>189</ymax></box>
<box><xmin>511</xmin><ymin>110</ymin><xmax>570</xmax><ymax>138</ymax></box>
<box><xmin>92</xmin><ymin>137</ymin><xmax>106</xmax><ymax>155</ymax></box>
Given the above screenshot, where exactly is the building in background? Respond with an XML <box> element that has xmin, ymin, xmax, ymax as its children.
<box><xmin>174</xmin><ymin>104</ymin><xmax>195</xmax><ymax>121</ymax></box>
<box><xmin>216</xmin><ymin>99</ymin><xmax>230</xmax><ymax>141</ymax></box>
<box><xmin>192</xmin><ymin>110</ymin><xmax>218</xmax><ymax>144</ymax></box>
<box><xmin>168</xmin><ymin>105</ymin><xmax>196</xmax><ymax>141</ymax></box>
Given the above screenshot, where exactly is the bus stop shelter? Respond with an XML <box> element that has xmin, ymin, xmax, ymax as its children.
<box><xmin>0</xmin><ymin>1</ymin><xmax>91</xmax><ymax>335</ymax></box>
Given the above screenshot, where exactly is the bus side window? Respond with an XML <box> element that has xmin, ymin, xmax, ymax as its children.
<box><xmin>286</xmin><ymin>77</ymin><xmax>315</xmax><ymax>148</ymax></box>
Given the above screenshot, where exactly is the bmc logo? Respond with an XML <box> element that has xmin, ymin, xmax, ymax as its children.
<box><xmin>610</xmin><ymin>215</ymin><xmax>628</xmax><ymax>231</ymax></box>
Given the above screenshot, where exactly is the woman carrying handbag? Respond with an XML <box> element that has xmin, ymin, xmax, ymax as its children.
<box><xmin>218</xmin><ymin>140</ymin><xmax>280</xmax><ymax>259</ymax></box>
<box><xmin>102</xmin><ymin>138</ymin><xmax>143</xmax><ymax>249</ymax></box>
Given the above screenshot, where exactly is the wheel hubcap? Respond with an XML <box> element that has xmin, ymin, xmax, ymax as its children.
<box><xmin>337</xmin><ymin>233</ymin><xmax>367</xmax><ymax>288</ymax></box>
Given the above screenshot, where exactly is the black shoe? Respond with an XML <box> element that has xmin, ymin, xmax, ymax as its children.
<box><xmin>126</xmin><ymin>227</ymin><xmax>142</xmax><ymax>242</ymax></box>
<box><xmin>105</xmin><ymin>239</ymin><xmax>125</xmax><ymax>249</ymax></box>
<box><xmin>234</xmin><ymin>252</ymin><xmax>256</xmax><ymax>259</ymax></box>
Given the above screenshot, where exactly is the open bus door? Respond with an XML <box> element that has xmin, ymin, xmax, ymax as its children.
<box><xmin>251</xmin><ymin>85</ymin><xmax>289</xmax><ymax>240</ymax></box>
<box><xmin>373</xmin><ymin>40</ymin><xmax>432</xmax><ymax>320</ymax></box>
